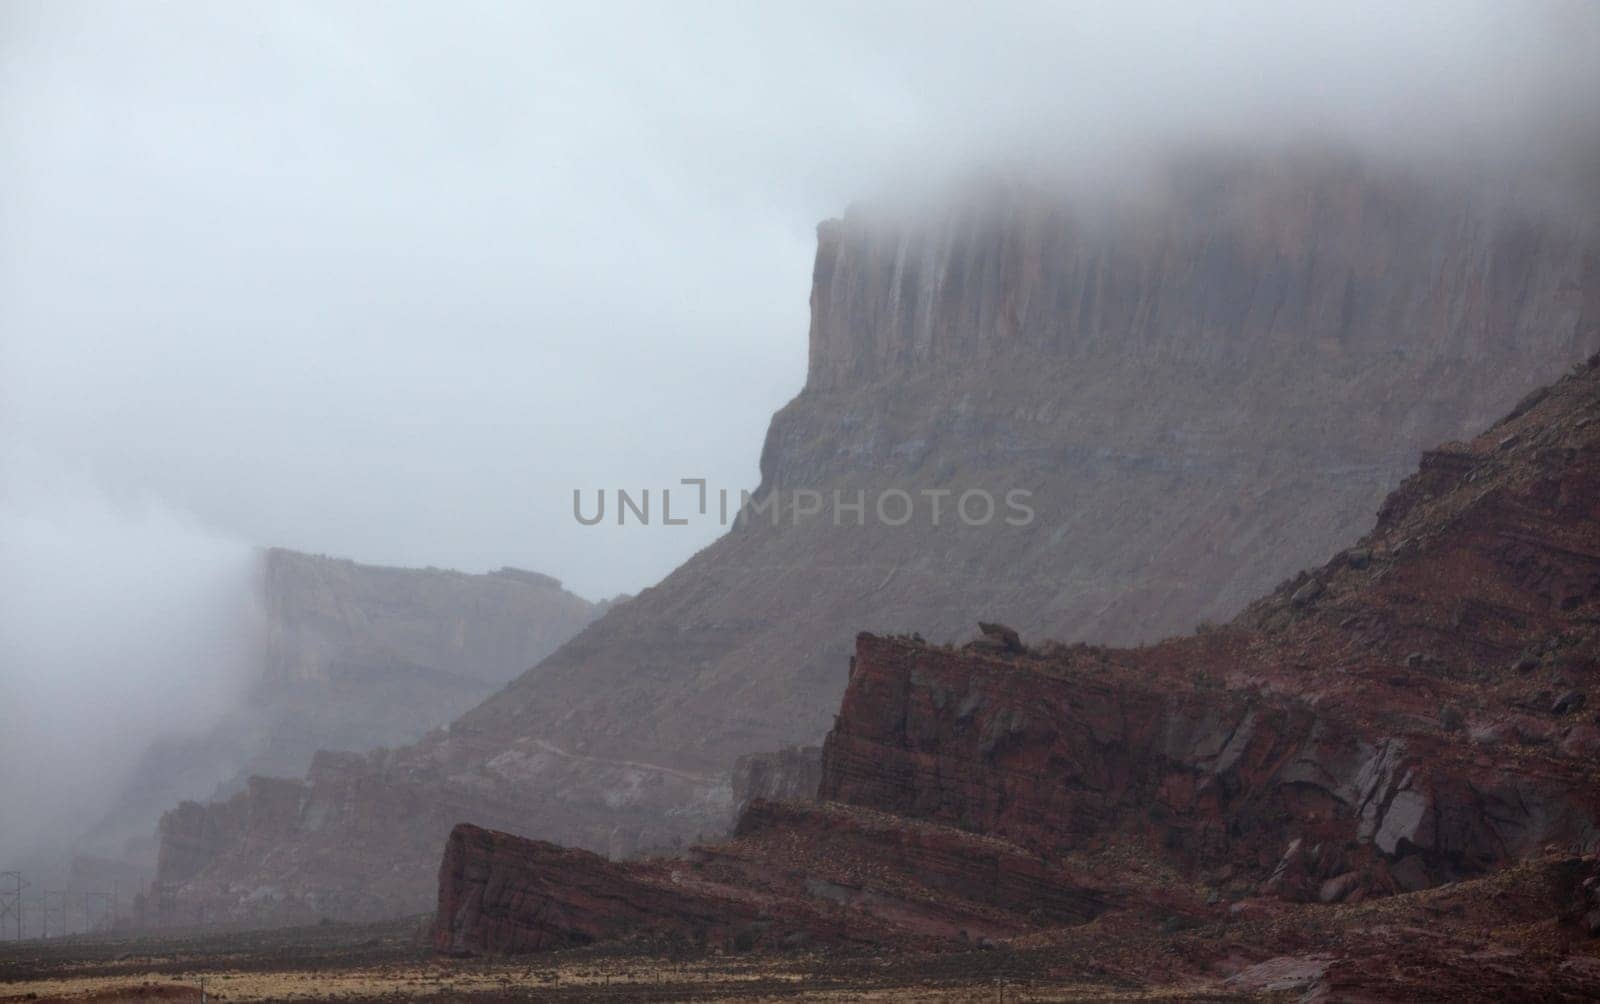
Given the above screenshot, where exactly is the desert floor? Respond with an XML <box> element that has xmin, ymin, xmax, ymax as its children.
<box><xmin>0</xmin><ymin>918</ymin><xmax>1248</xmax><ymax>1002</ymax></box>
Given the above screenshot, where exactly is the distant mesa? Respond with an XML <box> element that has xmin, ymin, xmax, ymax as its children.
<box><xmin>490</xmin><ymin>566</ymin><xmax>564</xmax><ymax>590</ymax></box>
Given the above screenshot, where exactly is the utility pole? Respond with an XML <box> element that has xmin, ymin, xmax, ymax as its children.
<box><xmin>0</xmin><ymin>872</ymin><xmax>24</xmax><ymax>941</ymax></box>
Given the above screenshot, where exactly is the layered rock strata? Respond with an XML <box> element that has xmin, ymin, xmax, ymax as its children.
<box><xmin>434</xmin><ymin>356</ymin><xmax>1600</xmax><ymax>984</ymax></box>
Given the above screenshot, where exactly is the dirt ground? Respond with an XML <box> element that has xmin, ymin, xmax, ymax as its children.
<box><xmin>0</xmin><ymin>918</ymin><xmax>1253</xmax><ymax>1002</ymax></box>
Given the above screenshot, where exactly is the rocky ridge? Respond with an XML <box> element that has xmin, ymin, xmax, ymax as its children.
<box><xmin>433</xmin><ymin>353</ymin><xmax>1600</xmax><ymax>997</ymax></box>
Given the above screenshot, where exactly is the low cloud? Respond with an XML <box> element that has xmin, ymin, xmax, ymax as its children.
<box><xmin>0</xmin><ymin>452</ymin><xmax>259</xmax><ymax>865</ymax></box>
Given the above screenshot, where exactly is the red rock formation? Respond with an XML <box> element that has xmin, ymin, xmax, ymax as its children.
<box><xmin>435</xmin><ymin>800</ymin><xmax>1119</xmax><ymax>956</ymax></box>
<box><xmin>432</xmin><ymin>354</ymin><xmax>1600</xmax><ymax>980</ymax></box>
<box><xmin>162</xmin><ymin>153</ymin><xmax>1600</xmax><ymax>925</ymax></box>
<box><xmin>821</xmin><ymin>352</ymin><xmax>1600</xmax><ymax>900</ymax></box>
<box><xmin>434</xmin><ymin>824</ymin><xmax>777</xmax><ymax>956</ymax></box>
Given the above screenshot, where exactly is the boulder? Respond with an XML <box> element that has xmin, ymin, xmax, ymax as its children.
<box><xmin>977</xmin><ymin>622</ymin><xmax>1025</xmax><ymax>653</ymax></box>
<box><xmin>1553</xmin><ymin>690</ymin><xmax>1587</xmax><ymax>716</ymax></box>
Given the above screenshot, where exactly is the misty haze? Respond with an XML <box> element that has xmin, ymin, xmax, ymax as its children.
<box><xmin>2</xmin><ymin>2</ymin><xmax>1599</xmax><ymax>999</ymax></box>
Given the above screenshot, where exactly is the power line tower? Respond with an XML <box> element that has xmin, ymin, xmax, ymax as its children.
<box><xmin>0</xmin><ymin>872</ymin><xmax>24</xmax><ymax>940</ymax></box>
<box><xmin>41</xmin><ymin>889</ymin><xmax>68</xmax><ymax>938</ymax></box>
<box><xmin>84</xmin><ymin>891</ymin><xmax>115</xmax><ymax>933</ymax></box>
<box><xmin>154</xmin><ymin>882</ymin><xmax>176</xmax><ymax>927</ymax></box>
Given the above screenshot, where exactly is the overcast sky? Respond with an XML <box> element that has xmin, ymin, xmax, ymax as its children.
<box><xmin>4</xmin><ymin>1</ymin><xmax>1595</xmax><ymax>602</ymax></box>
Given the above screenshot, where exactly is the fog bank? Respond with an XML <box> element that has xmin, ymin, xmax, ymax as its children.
<box><xmin>0</xmin><ymin>454</ymin><xmax>259</xmax><ymax>866</ymax></box>
<box><xmin>3</xmin><ymin>2</ymin><xmax>1596</xmax><ymax>603</ymax></box>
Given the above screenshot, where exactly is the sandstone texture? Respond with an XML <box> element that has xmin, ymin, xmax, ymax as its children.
<box><xmin>160</xmin><ymin>153</ymin><xmax>1600</xmax><ymax>923</ymax></box>
<box><xmin>432</xmin><ymin>356</ymin><xmax>1600</xmax><ymax>997</ymax></box>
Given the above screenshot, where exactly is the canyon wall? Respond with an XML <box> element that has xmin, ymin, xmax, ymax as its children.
<box><xmin>433</xmin><ymin>355</ymin><xmax>1600</xmax><ymax>991</ymax></box>
<box><xmin>247</xmin><ymin>550</ymin><xmax>602</xmax><ymax>777</ymax></box>
<box><xmin>160</xmin><ymin>152</ymin><xmax>1600</xmax><ymax>923</ymax></box>
<box><xmin>807</xmin><ymin>159</ymin><xmax>1596</xmax><ymax>391</ymax></box>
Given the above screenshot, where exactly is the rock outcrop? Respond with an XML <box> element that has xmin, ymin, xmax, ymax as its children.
<box><xmin>161</xmin><ymin>152</ymin><xmax>1600</xmax><ymax>923</ymax></box>
<box><xmin>434</xmin><ymin>800</ymin><xmax>1118</xmax><ymax>956</ymax></box>
<box><xmin>729</xmin><ymin>746</ymin><xmax>822</xmax><ymax>817</ymax></box>
<box><xmin>106</xmin><ymin>552</ymin><xmax>596</xmax><ymax>873</ymax></box>
<box><xmin>432</xmin><ymin>354</ymin><xmax>1600</xmax><ymax>997</ymax></box>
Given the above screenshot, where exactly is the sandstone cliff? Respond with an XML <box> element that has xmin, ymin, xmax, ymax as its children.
<box><xmin>246</xmin><ymin>550</ymin><xmax>600</xmax><ymax>777</ymax></box>
<box><xmin>91</xmin><ymin>550</ymin><xmax>596</xmax><ymax>869</ymax></box>
<box><xmin>433</xmin><ymin>354</ymin><xmax>1600</xmax><ymax>998</ymax></box>
<box><xmin>160</xmin><ymin>152</ymin><xmax>1600</xmax><ymax>923</ymax></box>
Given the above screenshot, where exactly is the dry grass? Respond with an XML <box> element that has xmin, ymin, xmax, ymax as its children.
<box><xmin>0</xmin><ymin>919</ymin><xmax>1265</xmax><ymax>1002</ymax></box>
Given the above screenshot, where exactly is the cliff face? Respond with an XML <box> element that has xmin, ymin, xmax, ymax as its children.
<box><xmin>261</xmin><ymin>552</ymin><xmax>584</xmax><ymax>688</ymax></box>
<box><xmin>160</xmin><ymin>152</ymin><xmax>1600</xmax><ymax>924</ymax></box>
<box><xmin>432</xmin><ymin>356</ymin><xmax>1600</xmax><ymax>997</ymax></box>
<box><xmin>93</xmin><ymin>551</ymin><xmax>597</xmax><ymax>869</ymax></box>
<box><xmin>806</xmin><ymin>160</ymin><xmax>1596</xmax><ymax>392</ymax></box>
<box><xmin>246</xmin><ymin>550</ymin><xmax>600</xmax><ymax>777</ymax></box>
